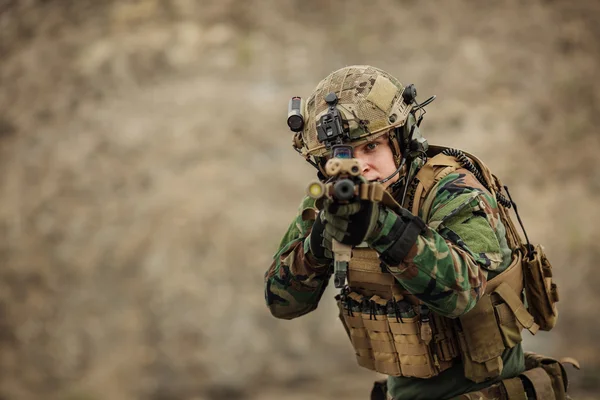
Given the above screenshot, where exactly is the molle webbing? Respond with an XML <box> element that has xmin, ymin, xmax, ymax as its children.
<box><xmin>337</xmin><ymin>148</ymin><xmax>548</xmax><ymax>381</ymax></box>
<box><xmin>337</xmin><ymin>291</ymin><xmax>446</xmax><ymax>378</ymax></box>
<box><xmin>340</xmin><ymin>247</ymin><xmax>532</xmax><ymax>381</ymax></box>
<box><xmin>457</xmin><ymin>359</ymin><xmax>572</xmax><ymax>400</ymax></box>
<box><xmin>347</xmin><ymin>248</ymin><xmax>420</xmax><ymax>303</ymax></box>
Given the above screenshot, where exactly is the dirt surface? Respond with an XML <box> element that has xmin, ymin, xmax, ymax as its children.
<box><xmin>1</xmin><ymin>1</ymin><xmax>599</xmax><ymax>399</ymax></box>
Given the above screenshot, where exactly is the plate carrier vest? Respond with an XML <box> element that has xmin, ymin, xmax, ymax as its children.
<box><xmin>334</xmin><ymin>146</ymin><xmax>560</xmax><ymax>384</ymax></box>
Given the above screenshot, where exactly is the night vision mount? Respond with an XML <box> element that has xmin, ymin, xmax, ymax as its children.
<box><xmin>315</xmin><ymin>92</ymin><xmax>350</xmax><ymax>150</ymax></box>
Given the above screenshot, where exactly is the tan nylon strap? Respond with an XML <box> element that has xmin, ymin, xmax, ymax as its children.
<box><xmin>358</xmin><ymin>183</ymin><xmax>403</xmax><ymax>213</ymax></box>
<box><xmin>349</xmin><ymin>249</ymin><xmax>422</xmax><ymax>303</ymax></box>
<box><xmin>416</xmin><ymin>164</ymin><xmax>457</xmax><ymax>217</ymax></box>
<box><xmin>411</xmin><ymin>182</ymin><xmax>426</xmax><ymax>216</ymax></box>
<box><xmin>360</xmin><ymin>182</ymin><xmax>384</xmax><ymax>202</ymax></box>
<box><xmin>375</xmin><ymin>360</ymin><xmax>401</xmax><ymax>376</ymax></box>
<box><xmin>351</xmin><ymin>336</ymin><xmax>371</xmax><ymax>350</ymax></box>
<box><xmin>349</xmin><ymin>257</ymin><xmax>384</xmax><ymax>272</ymax></box>
<box><xmin>356</xmin><ymin>355</ymin><xmax>375</xmax><ymax>370</ymax></box>
<box><xmin>414</xmin><ymin>161</ymin><xmax>436</xmax><ymax>194</ymax></box>
<box><xmin>348</xmin><ymin>292</ymin><xmax>365</xmax><ymax>302</ymax></box>
<box><xmin>417</xmin><ymin>175</ymin><xmax>443</xmax><ymax>221</ymax></box>
<box><xmin>397</xmin><ymin>343</ymin><xmax>428</xmax><ymax>356</ymax></box>
<box><xmin>437</xmin><ymin>341</ymin><xmax>454</xmax><ymax>361</ymax></box>
<box><xmin>349</xmin><ymin>282</ymin><xmax>391</xmax><ymax>293</ymax></box>
<box><xmin>356</xmin><ymin>348</ymin><xmax>372</xmax><ymax>357</ymax></box>
<box><xmin>359</xmin><ymin>182</ymin><xmax>375</xmax><ymax>202</ymax></box>
<box><xmin>350</xmin><ymin>249</ymin><xmax>380</xmax><ymax>267</ymax></box>
<box><xmin>560</xmin><ymin>357</ymin><xmax>581</xmax><ymax>370</ymax></box>
<box><xmin>521</xmin><ymin>368</ymin><xmax>556</xmax><ymax>399</ymax></box>
<box><xmin>371</xmin><ymin>295</ymin><xmax>388</xmax><ymax>307</ymax></box>
<box><xmin>502</xmin><ymin>377</ymin><xmax>527</xmax><ymax>400</ymax></box>
<box><xmin>494</xmin><ymin>171</ymin><xmax>523</xmax><ymax>247</ymax></box>
<box><xmin>494</xmin><ymin>282</ymin><xmax>540</xmax><ymax>335</ymax></box>
<box><xmin>349</xmin><ymin>270</ymin><xmax>396</xmax><ymax>286</ymax></box>
<box><xmin>485</xmin><ymin>357</ymin><xmax>503</xmax><ymax>375</ymax></box>
<box><xmin>411</xmin><ymin>153</ymin><xmax>462</xmax><ymax>215</ymax></box>
<box><xmin>363</xmin><ymin>319</ymin><xmax>389</xmax><ymax>332</ymax></box>
<box><xmin>485</xmin><ymin>252</ymin><xmax>523</xmax><ymax>293</ymax></box>
<box><xmin>499</xmin><ymin>205</ymin><xmax>523</xmax><ymax>250</ymax></box>
<box><xmin>371</xmin><ymin>340</ymin><xmax>396</xmax><ymax>353</ymax></box>
<box><xmin>389</xmin><ymin>321</ymin><xmax>419</xmax><ymax>335</ymax></box>
<box><xmin>411</xmin><ymin>158</ymin><xmax>436</xmax><ymax>215</ymax></box>
<box><xmin>401</xmin><ymin>363</ymin><xmax>434</xmax><ymax>378</ymax></box>
<box><xmin>493</xmin><ymin>166</ymin><xmax>524</xmax><ymax>250</ymax></box>
<box><xmin>350</xmin><ymin>330</ymin><xmax>368</xmax><ymax>341</ymax></box>
<box><xmin>344</xmin><ymin>315</ymin><xmax>364</xmax><ymax>328</ymax></box>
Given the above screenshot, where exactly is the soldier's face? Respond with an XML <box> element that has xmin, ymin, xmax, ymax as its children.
<box><xmin>353</xmin><ymin>136</ymin><xmax>400</xmax><ymax>189</ymax></box>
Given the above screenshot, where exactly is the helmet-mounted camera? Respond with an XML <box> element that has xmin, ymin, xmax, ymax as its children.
<box><xmin>287</xmin><ymin>96</ymin><xmax>305</xmax><ymax>132</ymax></box>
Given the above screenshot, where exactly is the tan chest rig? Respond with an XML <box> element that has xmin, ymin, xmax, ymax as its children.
<box><xmin>335</xmin><ymin>147</ymin><xmax>559</xmax><ymax>384</ymax></box>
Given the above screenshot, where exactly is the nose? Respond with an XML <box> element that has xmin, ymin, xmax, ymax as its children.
<box><xmin>361</xmin><ymin>161</ymin><xmax>369</xmax><ymax>174</ymax></box>
<box><xmin>355</xmin><ymin>156</ymin><xmax>369</xmax><ymax>175</ymax></box>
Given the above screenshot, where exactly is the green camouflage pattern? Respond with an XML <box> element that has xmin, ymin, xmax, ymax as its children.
<box><xmin>264</xmin><ymin>196</ymin><xmax>330</xmax><ymax>319</ymax></box>
<box><xmin>371</xmin><ymin>168</ymin><xmax>513</xmax><ymax>318</ymax></box>
<box><xmin>264</xmin><ymin>168</ymin><xmax>524</xmax><ymax>399</ymax></box>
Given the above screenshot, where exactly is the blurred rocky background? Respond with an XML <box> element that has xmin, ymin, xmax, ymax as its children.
<box><xmin>0</xmin><ymin>0</ymin><xmax>599</xmax><ymax>399</ymax></box>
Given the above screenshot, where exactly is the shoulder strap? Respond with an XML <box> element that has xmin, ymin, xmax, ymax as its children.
<box><xmin>450</xmin><ymin>148</ymin><xmax>524</xmax><ymax>250</ymax></box>
<box><xmin>415</xmin><ymin>146</ymin><xmax>525</xmax><ymax>251</ymax></box>
<box><xmin>411</xmin><ymin>152</ymin><xmax>462</xmax><ymax>218</ymax></box>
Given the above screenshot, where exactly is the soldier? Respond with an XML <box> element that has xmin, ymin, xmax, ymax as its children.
<box><xmin>264</xmin><ymin>65</ymin><xmax>573</xmax><ymax>400</ymax></box>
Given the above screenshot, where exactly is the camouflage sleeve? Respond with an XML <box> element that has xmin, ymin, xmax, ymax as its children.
<box><xmin>264</xmin><ymin>196</ymin><xmax>332</xmax><ymax>320</ymax></box>
<box><xmin>385</xmin><ymin>170</ymin><xmax>507</xmax><ymax>318</ymax></box>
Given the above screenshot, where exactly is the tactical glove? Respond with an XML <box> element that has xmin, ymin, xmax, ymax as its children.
<box><xmin>308</xmin><ymin>215</ymin><xmax>333</xmax><ymax>262</ymax></box>
<box><xmin>321</xmin><ymin>199</ymin><xmax>380</xmax><ymax>246</ymax></box>
<box><xmin>307</xmin><ymin>198</ymin><xmax>374</xmax><ymax>263</ymax></box>
<box><xmin>368</xmin><ymin>206</ymin><xmax>428</xmax><ymax>266</ymax></box>
<box><xmin>320</xmin><ymin>199</ymin><xmax>428</xmax><ymax>266</ymax></box>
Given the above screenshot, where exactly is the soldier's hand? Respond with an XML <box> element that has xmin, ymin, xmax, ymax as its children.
<box><xmin>320</xmin><ymin>199</ymin><xmax>381</xmax><ymax>246</ymax></box>
<box><xmin>320</xmin><ymin>198</ymin><xmax>429</xmax><ymax>267</ymax></box>
<box><xmin>308</xmin><ymin>213</ymin><xmax>334</xmax><ymax>262</ymax></box>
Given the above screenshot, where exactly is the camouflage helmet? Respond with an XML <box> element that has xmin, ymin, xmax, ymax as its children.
<box><xmin>293</xmin><ymin>65</ymin><xmax>423</xmax><ymax>161</ymax></box>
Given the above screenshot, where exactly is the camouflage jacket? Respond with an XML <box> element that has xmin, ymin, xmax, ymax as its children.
<box><xmin>264</xmin><ymin>169</ymin><xmax>525</xmax><ymax>400</ymax></box>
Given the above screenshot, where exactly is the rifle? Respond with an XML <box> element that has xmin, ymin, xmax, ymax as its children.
<box><xmin>291</xmin><ymin>91</ymin><xmax>401</xmax><ymax>288</ymax></box>
<box><xmin>306</xmin><ymin>153</ymin><xmax>400</xmax><ymax>288</ymax></box>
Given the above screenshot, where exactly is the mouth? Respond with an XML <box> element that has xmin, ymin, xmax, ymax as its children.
<box><xmin>364</xmin><ymin>175</ymin><xmax>380</xmax><ymax>182</ymax></box>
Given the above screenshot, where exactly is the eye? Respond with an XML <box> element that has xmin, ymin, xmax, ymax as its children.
<box><xmin>366</xmin><ymin>142</ymin><xmax>378</xmax><ymax>151</ymax></box>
